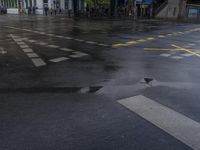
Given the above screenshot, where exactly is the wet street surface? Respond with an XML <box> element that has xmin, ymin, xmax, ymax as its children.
<box><xmin>1</xmin><ymin>15</ymin><xmax>200</xmax><ymax>150</ymax></box>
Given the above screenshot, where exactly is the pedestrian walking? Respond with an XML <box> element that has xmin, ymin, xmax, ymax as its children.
<box><xmin>44</xmin><ymin>6</ymin><xmax>49</xmax><ymax>16</ymax></box>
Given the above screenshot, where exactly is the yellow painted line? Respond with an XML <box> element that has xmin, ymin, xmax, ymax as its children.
<box><xmin>112</xmin><ymin>43</ymin><xmax>127</xmax><ymax>47</ymax></box>
<box><xmin>126</xmin><ymin>41</ymin><xmax>138</xmax><ymax>44</ymax></box>
<box><xmin>144</xmin><ymin>48</ymin><xmax>185</xmax><ymax>51</ymax></box>
<box><xmin>137</xmin><ymin>39</ymin><xmax>146</xmax><ymax>42</ymax></box>
<box><xmin>171</xmin><ymin>44</ymin><xmax>200</xmax><ymax>57</ymax></box>
<box><xmin>111</xmin><ymin>28</ymin><xmax>200</xmax><ymax>48</ymax></box>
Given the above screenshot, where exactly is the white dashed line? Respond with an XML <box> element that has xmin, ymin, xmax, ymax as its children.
<box><xmin>31</xmin><ymin>58</ymin><xmax>46</xmax><ymax>67</ymax></box>
<box><xmin>38</xmin><ymin>42</ymin><xmax>48</xmax><ymax>46</ymax></box>
<box><xmin>59</xmin><ymin>47</ymin><xmax>74</xmax><ymax>52</ymax></box>
<box><xmin>20</xmin><ymin>45</ymin><xmax>29</xmax><ymax>48</ymax></box>
<box><xmin>70</xmin><ymin>51</ymin><xmax>88</xmax><ymax>58</ymax></box>
<box><xmin>22</xmin><ymin>48</ymin><xmax>33</xmax><ymax>53</ymax></box>
<box><xmin>160</xmin><ymin>53</ymin><xmax>171</xmax><ymax>57</ymax></box>
<box><xmin>27</xmin><ymin>53</ymin><xmax>39</xmax><ymax>58</ymax></box>
<box><xmin>118</xmin><ymin>95</ymin><xmax>200</xmax><ymax>150</ymax></box>
<box><xmin>158</xmin><ymin>35</ymin><xmax>165</xmax><ymax>38</ymax></box>
<box><xmin>14</xmin><ymin>39</ymin><xmax>22</xmax><ymax>42</ymax></box>
<box><xmin>28</xmin><ymin>40</ymin><xmax>37</xmax><ymax>43</ymax></box>
<box><xmin>10</xmin><ymin>34</ymin><xmax>46</xmax><ymax>67</ymax></box>
<box><xmin>17</xmin><ymin>42</ymin><xmax>25</xmax><ymax>45</ymax></box>
<box><xmin>171</xmin><ymin>56</ymin><xmax>184</xmax><ymax>59</ymax></box>
<box><xmin>5</xmin><ymin>26</ymin><xmax>109</xmax><ymax>47</ymax></box>
<box><xmin>48</xmin><ymin>45</ymin><xmax>60</xmax><ymax>48</ymax></box>
<box><xmin>50</xmin><ymin>57</ymin><xmax>69</xmax><ymax>63</ymax></box>
<box><xmin>181</xmin><ymin>53</ymin><xmax>194</xmax><ymax>57</ymax></box>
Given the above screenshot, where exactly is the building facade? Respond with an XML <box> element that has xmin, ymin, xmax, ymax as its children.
<box><xmin>0</xmin><ymin>0</ymin><xmax>84</xmax><ymax>15</ymax></box>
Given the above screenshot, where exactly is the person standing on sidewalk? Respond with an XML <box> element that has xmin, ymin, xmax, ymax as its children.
<box><xmin>44</xmin><ymin>6</ymin><xmax>49</xmax><ymax>16</ymax></box>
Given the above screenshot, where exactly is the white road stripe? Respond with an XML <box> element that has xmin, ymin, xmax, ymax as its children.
<box><xmin>50</xmin><ymin>57</ymin><xmax>69</xmax><ymax>63</ymax></box>
<box><xmin>85</xmin><ymin>41</ymin><xmax>97</xmax><ymax>44</ymax></box>
<box><xmin>20</xmin><ymin>45</ymin><xmax>29</xmax><ymax>48</ymax></box>
<box><xmin>118</xmin><ymin>95</ymin><xmax>200</xmax><ymax>150</ymax></box>
<box><xmin>171</xmin><ymin>56</ymin><xmax>183</xmax><ymax>59</ymax></box>
<box><xmin>28</xmin><ymin>40</ymin><xmax>37</xmax><ymax>43</ymax></box>
<box><xmin>31</xmin><ymin>58</ymin><xmax>46</xmax><ymax>67</ymax></box>
<box><xmin>160</xmin><ymin>53</ymin><xmax>171</xmax><ymax>57</ymax></box>
<box><xmin>6</xmin><ymin>26</ymin><xmax>109</xmax><ymax>47</ymax></box>
<box><xmin>38</xmin><ymin>42</ymin><xmax>47</xmax><ymax>46</ymax></box>
<box><xmin>17</xmin><ymin>42</ymin><xmax>25</xmax><ymax>45</ymax></box>
<box><xmin>14</xmin><ymin>39</ymin><xmax>22</xmax><ymax>42</ymax></box>
<box><xmin>181</xmin><ymin>53</ymin><xmax>194</xmax><ymax>57</ymax></box>
<box><xmin>59</xmin><ymin>47</ymin><xmax>74</xmax><ymax>52</ymax></box>
<box><xmin>27</xmin><ymin>53</ymin><xmax>39</xmax><ymax>58</ymax></box>
<box><xmin>22</xmin><ymin>48</ymin><xmax>33</xmax><ymax>53</ymax></box>
<box><xmin>48</xmin><ymin>45</ymin><xmax>60</xmax><ymax>48</ymax></box>
<box><xmin>70</xmin><ymin>51</ymin><xmax>88</xmax><ymax>58</ymax></box>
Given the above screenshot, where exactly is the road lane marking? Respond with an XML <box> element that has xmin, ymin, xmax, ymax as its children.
<box><xmin>112</xmin><ymin>28</ymin><xmax>200</xmax><ymax>48</ymax></box>
<box><xmin>27</xmin><ymin>53</ymin><xmax>39</xmax><ymax>58</ymax></box>
<box><xmin>144</xmin><ymin>48</ymin><xmax>185</xmax><ymax>51</ymax></box>
<box><xmin>171</xmin><ymin>44</ymin><xmax>200</xmax><ymax>57</ymax></box>
<box><xmin>19</xmin><ymin>45</ymin><xmax>29</xmax><ymax>48</ymax></box>
<box><xmin>48</xmin><ymin>45</ymin><xmax>60</xmax><ymax>48</ymax></box>
<box><xmin>31</xmin><ymin>58</ymin><xmax>46</xmax><ymax>67</ymax></box>
<box><xmin>181</xmin><ymin>53</ymin><xmax>194</xmax><ymax>57</ymax></box>
<box><xmin>136</xmin><ymin>39</ymin><xmax>146</xmax><ymax>42</ymax></box>
<box><xmin>118</xmin><ymin>95</ymin><xmax>200</xmax><ymax>150</ymax></box>
<box><xmin>13</xmin><ymin>35</ymin><xmax>89</xmax><ymax>60</ymax></box>
<box><xmin>160</xmin><ymin>53</ymin><xmax>171</xmax><ymax>57</ymax></box>
<box><xmin>0</xmin><ymin>47</ymin><xmax>7</xmax><ymax>55</ymax></box>
<box><xmin>59</xmin><ymin>47</ymin><xmax>74</xmax><ymax>52</ymax></box>
<box><xmin>5</xmin><ymin>26</ymin><xmax>109</xmax><ymax>47</ymax></box>
<box><xmin>10</xmin><ymin>34</ymin><xmax>46</xmax><ymax>67</ymax></box>
<box><xmin>171</xmin><ymin>56</ymin><xmax>184</xmax><ymax>59</ymax></box>
<box><xmin>50</xmin><ymin>57</ymin><xmax>69</xmax><ymax>63</ymax></box>
<box><xmin>22</xmin><ymin>48</ymin><xmax>33</xmax><ymax>53</ymax></box>
<box><xmin>70</xmin><ymin>51</ymin><xmax>88</xmax><ymax>58</ymax></box>
<box><xmin>158</xmin><ymin>35</ymin><xmax>165</xmax><ymax>38</ymax></box>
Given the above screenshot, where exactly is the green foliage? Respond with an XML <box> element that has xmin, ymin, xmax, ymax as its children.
<box><xmin>86</xmin><ymin>0</ymin><xmax>110</xmax><ymax>7</ymax></box>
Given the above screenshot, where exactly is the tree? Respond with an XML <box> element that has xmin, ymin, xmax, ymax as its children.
<box><xmin>85</xmin><ymin>0</ymin><xmax>110</xmax><ymax>7</ymax></box>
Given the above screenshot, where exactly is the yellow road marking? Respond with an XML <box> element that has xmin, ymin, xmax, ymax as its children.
<box><xmin>137</xmin><ymin>39</ymin><xmax>146</xmax><ymax>42</ymax></box>
<box><xmin>144</xmin><ymin>48</ymin><xmax>185</xmax><ymax>51</ymax></box>
<box><xmin>111</xmin><ymin>28</ymin><xmax>200</xmax><ymax>48</ymax></box>
<box><xmin>112</xmin><ymin>43</ymin><xmax>127</xmax><ymax>47</ymax></box>
<box><xmin>171</xmin><ymin>44</ymin><xmax>200</xmax><ymax>57</ymax></box>
<box><xmin>126</xmin><ymin>41</ymin><xmax>138</xmax><ymax>44</ymax></box>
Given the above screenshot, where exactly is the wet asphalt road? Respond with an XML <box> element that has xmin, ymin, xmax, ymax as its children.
<box><xmin>1</xmin><ymin>15</ymin><xmax>200</xmax><ymax>150</ymax></box>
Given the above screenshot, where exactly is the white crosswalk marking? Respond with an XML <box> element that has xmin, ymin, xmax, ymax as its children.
<box><xmin>59</xmin><ymin>47</ymin><xmax>74</xmax><ymax>52</ymax></box>
<box><xmin>50</xmin><ymin>57</ymin><xmax>69</xmax><ymax>62</ymax></box>
<box><xmin>70</xmin><ymin>51</ymin><xmax>88</xmax><ymax>58</ymax></box>
<box><xmin>31</xmin><ymin>58</ymin><xmax>46</xmax><ymax>67</ymax></box>
<box><xmin>27</xmin><ymin>53</ymin><xmax>39</xmax><ymax>58</ymax></box>
<box><xmin>118</xmin><ymin>95</ymin><xmax>200</xmax><ymax>150</ymax></box>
